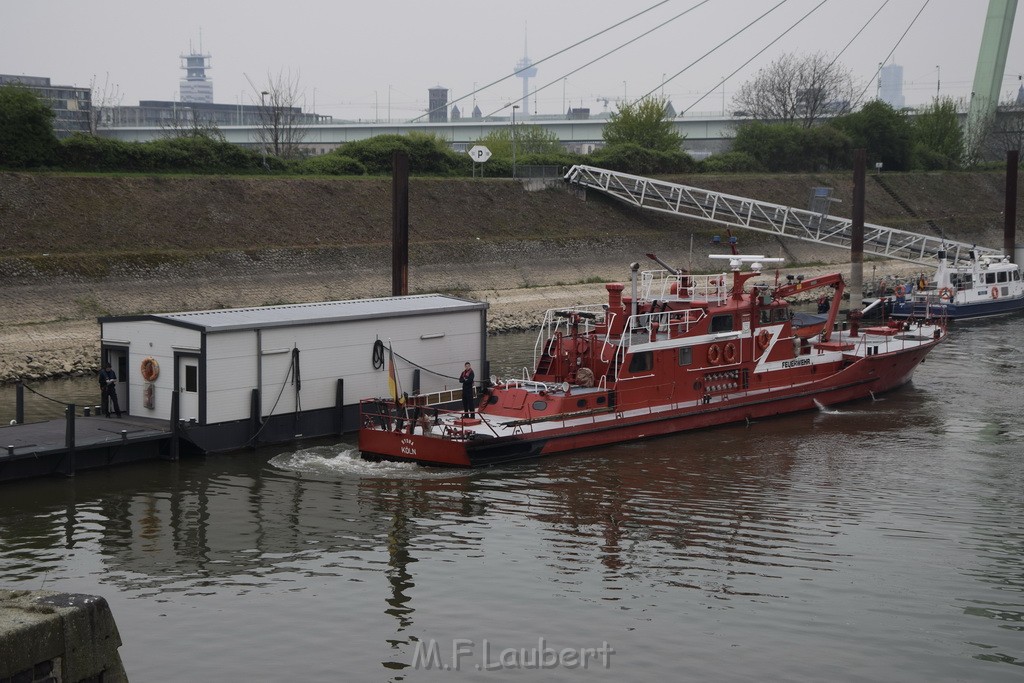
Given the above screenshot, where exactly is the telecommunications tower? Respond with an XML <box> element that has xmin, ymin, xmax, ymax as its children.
<box><xmin>514</xmin><ymin>31</ymin><xmax>537</xmax><ymax>118</ymax></box>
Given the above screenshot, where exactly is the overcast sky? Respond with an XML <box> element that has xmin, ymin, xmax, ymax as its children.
<box><xmin>2</xmin><ymin>0</ymin><xmax>1022</xmax><ymax>121</ymax></box>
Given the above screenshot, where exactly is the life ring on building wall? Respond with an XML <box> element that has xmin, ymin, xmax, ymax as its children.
<box><xmin>756</xmin><ymin>329</ymin><xmax>771</xmax><ymax>351</ymax></box>
<box><xmin>707</xmin><ymin>344</ymin><xmax>722</xmax><ymax>366</ymax></box>
<box><xmin>991</xmin><ymin>286</ymin><xmax>1000</xmax><ymax>300</ymax></box>
<box><xmin>938</xmin><ymin>287</ymin><xmax>954</xmax><ymax>301</ymax></box>
<box><xmin>723</xmin><ymin>342</ymin><xmax>737</xmax><ymax>364</ymax></box>
<box><xmin>140</xmin><ymin>357</ymin><xmax>160</xmax><ymax>382</ymax></box>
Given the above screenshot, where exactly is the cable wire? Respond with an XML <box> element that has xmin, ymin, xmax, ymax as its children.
<box><xmin>676</xmin><ymin>0</ymin><xmax>828</xmax><ymax>115</ymax></box>
<box><xmin>856</xmin><ymin>0</ymin><xmax>932</xmax><ymax>103</ymax></box>
<box><xmin>486</xmin><ymin>0</ymin><xmax>713</xmax><ymax>119</ymax></box>
<box><xmin>413</xmin><ymin>0</ymin><xmax>677</xmax><ymax>122</ymax></box>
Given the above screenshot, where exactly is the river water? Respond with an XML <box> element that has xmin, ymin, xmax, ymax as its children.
<box><xmin>1</xmin><ymin>321</ymin><xmax>1022</xmax><ymax>681</ymax></box>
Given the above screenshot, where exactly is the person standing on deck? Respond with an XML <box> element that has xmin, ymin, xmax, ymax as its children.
<box><xmin>459</xmin><ymin>362</ymin><xmax>476</xmax><ymax>418</ymax></box>
<box><xmin>99</xmin><ymin>363</ymin><xmax>122</xmax><ymax>418</ymax></box>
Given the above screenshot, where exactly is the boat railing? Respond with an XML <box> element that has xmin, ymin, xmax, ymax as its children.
<box><xmin>640</xmin><ymin>269</ymin><xmax>730</xmax><ymax>302</ymax></box>
<box><xmin>534</xmin><ymin>304</ymin><xmax>608</xmax><ymax>362</ymax></box>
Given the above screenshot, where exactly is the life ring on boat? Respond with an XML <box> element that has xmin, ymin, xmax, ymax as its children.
<box><xmin>894</xmin><ymin>284</ymin><xmax>907</xmax><ymax>297</ymax></box>
<box><xmin>707</xmin><ymin>344</ymin><xmax>722</xmax><ymax>366</ymax></box>
<box><xmin>723</xmin><ymin>342</ymin><xmax>737</xmax><ymax>364</ymax></box>
<box><xmin>938</xmin><ymin>287</ymin><xmax>954</xmax><ymax>301</ymax></box>
<box><xmin>140</xmin><ymin>357</ymin><xmax>160</xmax><ymax>382</ymax></box>
<box><xmin>991</xmin><ymin>286</ymin><xmax>999</xmax><ymax>300</ymax></box>
<box><xmin>756</xmin><ymin>329</ymin><xmax>771</xmax><ymax>351</ymax></box>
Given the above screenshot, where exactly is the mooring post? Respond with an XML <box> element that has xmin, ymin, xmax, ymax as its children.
<box><xmin>248</xmin><ymin>389</ymin><xmax>260</xmax><ymax>449</ymax></box>
<box><xmin>15</xmin><ymin>380</ymin><xmax>24</xmax><ymax>424</ymax></box>
<box><xmin>850</xmin><ymin>148</ymin><xmax>866</xmax><ymax>303</ymax></box>
<box><xmin>335</xmin><ymin>379</ymin><xmax>345</xmax><ymax>435</ymax></box>
<box><xmin>392</xmin><ymin>149</ymin><xmax>409</xmax><ymax>296</ymax></box>
<box><xmin>64</xmin><ymin>403</ymin><xmax>76</xmax><ymax>476</ymax></box>
<box><xmin>1006</xmin><ymin>149</ymin><xmax>1018</xmax><ymax>259</ymax></box>
<box><xmin>167</xmin><ymin>390</ymin><xmax>180</xmax><ymax>461</ymax></box>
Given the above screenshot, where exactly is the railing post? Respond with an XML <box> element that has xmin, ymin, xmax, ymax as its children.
<box><xmin>15</xmin><ymin>380</ymin><xmax>24</xmax><ymax>424</ymax></box>
<box><xmin>64</xmin><ymin>403</ymin><xmax>76</xmax><ymax>476</ymax></box>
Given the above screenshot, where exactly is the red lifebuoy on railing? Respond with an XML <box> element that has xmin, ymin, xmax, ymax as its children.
<box><xmin>894</xmin><ymin>284</ymin><xmax>907</xmax><ymax>297</ymax></box>
<box><xmin>756</xmin><ymin>329</ymin><xmax>771</xmax><ymax>351</ymax></box>
<box><xmin>991</xmin><ymin>286</ymin><xmax>1000</xmax><ymax>300</ymax></box>
<box><xmin>140</xmin><ymin>357</ymin><xmax>160</xmax><ymax>381</ymax></box>
<box><xmin>938</xmin><ymin>287</ymin><xmax>954</xmax><ymax>301</ymax></box>
<box><xmin>707</xmin><ymin>344</ymin><xmax>722</xmax><ymax>365</ymax></box>
<box><xmin>723</xmin><ymin>342</ymin><xmax>737</xmax><ymax>364</ymax></box>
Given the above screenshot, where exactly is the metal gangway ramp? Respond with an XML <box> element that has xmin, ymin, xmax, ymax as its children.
<box><xmin>564</xmin><ymin>164</ymin><xmax>999</xmax><ymax>265</ymax></box>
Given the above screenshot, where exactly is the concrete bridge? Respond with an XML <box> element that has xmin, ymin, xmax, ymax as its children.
<box><xmin>97</xmin><ymin>113</ymin><xmax>740</xmax><ymax>158</ymax></box>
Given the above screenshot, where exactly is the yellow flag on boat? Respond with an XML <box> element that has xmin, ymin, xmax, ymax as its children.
<box><xmin>385</xmin><ymin>344</ymin><xmax>397</xmax><ymax>403</ymax></box>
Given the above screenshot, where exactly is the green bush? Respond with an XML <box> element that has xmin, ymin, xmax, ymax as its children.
<box><xmin>57</xmin><ymin>133</ymin><xmax>272</xmax><ymax>172</ymax></box>
<box><xmin>699</xmin><ymin>151</ymin><xmax>764</xmax><ymax>173</ymax></box>
<box><xmin>294</xmin><ymin>154</ymin><xmax>367</xmax><ymax>175</ymax></box>
<box><xmin>587</xmin><ymin>143</ymin><xmax>695</xmax><ymax>175</ymax></box>
<box><xmin>912</xmin><ymin>143</ymin><xmax>957</xmax><ymax>171</ymax></box>
<box><xmin>335</xmin><ymin>132</ymin><xmax>469</xmax><ymax>175</ymax></box>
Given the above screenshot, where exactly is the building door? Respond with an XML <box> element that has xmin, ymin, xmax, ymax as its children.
<box><xmin>176</xmin><ymin>354</ymin><xmax>200</xmax><ymax>422</ymax></box>
<box><xmin>103</xmin><ymin>346</ymin><xmax>129</xmax><ymax>415</ymax></box>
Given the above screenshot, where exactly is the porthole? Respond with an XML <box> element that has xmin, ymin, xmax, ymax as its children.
<box><xmin>532</xmin><ymin>400</ymin><xmax>548</xmax><ymax>411</ymax></box>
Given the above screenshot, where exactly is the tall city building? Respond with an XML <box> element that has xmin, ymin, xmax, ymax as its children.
<box><xmin>879</xmin><ymin>63</ymin><xmax>905</xmax><ymax>109</ymax></box>
<box><xmin>428</xmin><ymin>86</ymin><xmax>448</xmax><ymax>123</ymax></box>
<box><xmin>179</xmin><ymin>41</ymin><xmax>213</xmax><ymax>103</ymax></box>
<box><xmin>0</xmin><ymin>74</ymin><xmax>92</xmax><ymax>137</ymax></box>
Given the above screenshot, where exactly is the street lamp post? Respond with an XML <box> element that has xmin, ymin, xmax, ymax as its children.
<box><xmin>260</xmin><ymin>90</ymin><xmax>269</xmax><ymax>169</ymax></box>
<box><xmin>511</xmin><ymin>104</ymin><xmax>519</xmax><ymax>179</ymax></box>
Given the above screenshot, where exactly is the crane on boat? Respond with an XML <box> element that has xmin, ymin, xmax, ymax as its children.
<box><xmin>563</xmin><ymin>164</ymin><xmax>1001</xmax><ymax>267</ymax></box>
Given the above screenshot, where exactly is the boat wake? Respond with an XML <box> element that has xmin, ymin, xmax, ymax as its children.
<box><xmin>813</xmin><ymin>399</ymin><xmax>844</xmax><ymax>415</ymax></box>
<box><xmin>268</xmin><ymin>445</ymin><xmax>456</xmax><ymax>479</ymax></box>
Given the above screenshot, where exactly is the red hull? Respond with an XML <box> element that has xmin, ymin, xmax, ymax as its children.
<box><xmin>358</xmin><ymin>345</ymin><xmax>934</xmax><ymax>468</ymax></box>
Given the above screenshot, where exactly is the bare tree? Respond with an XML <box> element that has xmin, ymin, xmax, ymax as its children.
<box><xmin>983</xmin><ymin>101</ymin><xmax>1024</xmax><ymax>162</ymax></box>
<box><xmin>88</xmin><ymin>72</ymin><xmax>123</xmax><ymax>133</ymax></box>
<box><xmin>732</xmin><ymin>52</ymin><xmax>860</xmax><ymax>127</ymax></box>
<box><xmin>246</xmin><ymin>69</ymin><xmax>309</xmax><ymax>160</ymax></box>
<box><xmin>158</xmin><ymin>107</ymin><xmax>226</xmax><ymax>141</ymax></box>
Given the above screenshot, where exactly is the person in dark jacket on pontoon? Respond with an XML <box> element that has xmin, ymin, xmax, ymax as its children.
<box><xmin>99</xmin><ymin>363</ymin><xmax>122</xmax><ymax>418</ymax></box>
<box><xmin>459</xmin><ymin>362</ymin><xmax>476</xmax><ymax>418</ymax></box>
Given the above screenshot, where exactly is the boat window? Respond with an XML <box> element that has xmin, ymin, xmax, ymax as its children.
<box><xmin>576</xmin><ymin>399</ymin><xmax>588</xmax><ymax>408</ymax></box>
<box><xmin>628</xmin><ymin>351</ymin><xmax>653</xmax><ymax>373</ymax></box>
<box><xmin>532</xmin><ymin>400</ymin><xmax>548</xmax><ymax>411</ymax></box>
<box><xmin>678</xmin><ymin>347</ymin><xmax>692</xmax><ymax>366</ymax></box>
<box><xmin>998</xmin><ymin>271</ymin><xmax>1007</xmax><ymax>283</ymax></box>
<box><xmin>596</xmin><ymin>396</ymin><xmax>606</xmax><ymax>405</ymax></box>
<box><xmin>986</xmin><ymin>272</ymin><xmax>996</xmax><ymax>285</ymax></box>
<box><xmin>773</xmin><ymin>308</ymin><xmax>789</xmax><ymax>322</ymax></box>
<box><xmin>710</xmin><ymin>314</ymin><xmax>733</xmax><ymax>332</ymax></box>
<box><xmin>488</xmin><ymin>394</ymin><xmax>499</xmax><ymax>405</ymax></box>
<box><xmin>1015</xmin><ymin>271</ymin><xmax>1021</xmax><ymax>281</ymax></box>
<box><xmin>759</xmin><ymin>309</ymin><xmax>770</xmax><ymax>324</ymax></box>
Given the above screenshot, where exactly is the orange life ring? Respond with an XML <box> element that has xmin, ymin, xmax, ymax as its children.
<box><xmin>756</xmin><ymin>329</ymin><xmax>771</xmax><ymax>350</ymax></box>
<box><xmin>723</xmin><ymin>342</ymin><xmax>737</xmax><ymax>364</ymax></box>
<box><xmin>707</xmin><ymin>344</ymin><xmax>722</xmax><ymax>366</ymax></box>
<box><xmin>894</xmin><ymin>284</ymin><xmax>907</xmax><ymax>297</ymax></box>
<box><xmin>938</xmin><ymin>287</ymin><xmax>954</xmax><ymax>301</ymax></box>
<box><xmin>140</xmin><ymin>356</ymin><xmax>160</xmax><ymax>382</ymax></box>
<box><xmin>991</xmin><ymin>286</ymin><xmax>999</xmax><ymax>300</ymax></box>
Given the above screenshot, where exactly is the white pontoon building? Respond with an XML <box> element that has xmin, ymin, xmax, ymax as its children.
<box><xmin>99</xmin><ymin>295</ymin><xmax>488</xmax><ymax>452</ymax></box>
